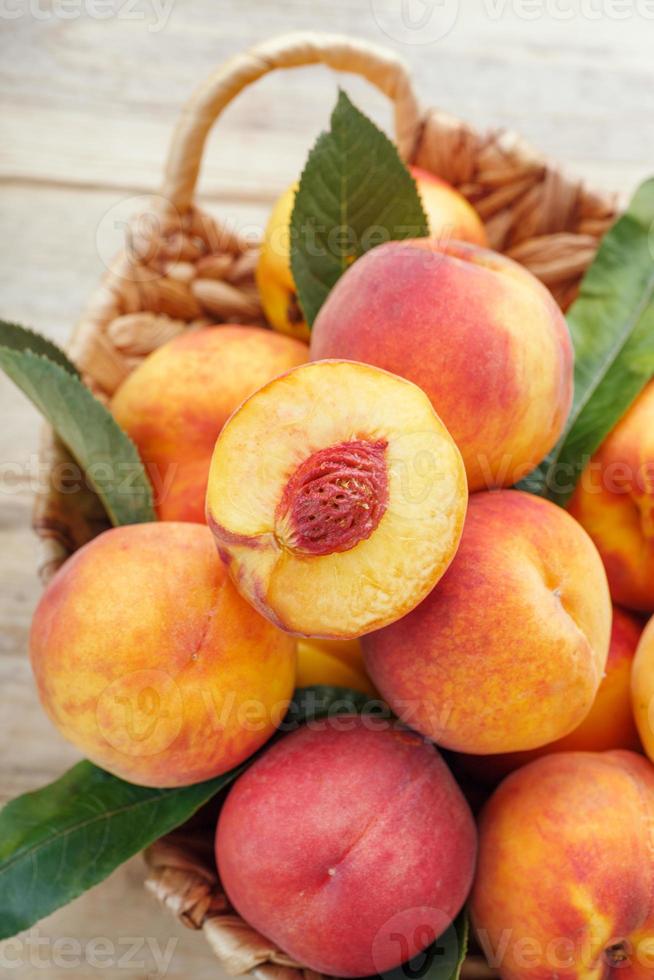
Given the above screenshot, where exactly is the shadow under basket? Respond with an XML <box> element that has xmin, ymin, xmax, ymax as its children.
<box><xmin>32</xmin><ymin>31</ymin><xmax>619</xmax><ymax>980</ymax></box>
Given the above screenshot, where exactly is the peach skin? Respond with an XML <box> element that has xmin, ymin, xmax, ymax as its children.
<box><xmin>363</xmin><ymin>490</ymin><xmax>612</xmax><ymax>754</ymax></box>
<box><xmin>111</xmin><ymin>325</ymin><xmax>308</xmax><ymax>523</ymax></box>
<box><xmin>256</xmin><ymin>169</ymin><xmax>486</xmax><ymax>341</ymax></box>
<box><xmin>471</xmin><ymin>750</ymin><xmax>654</xmax><ymax>979</ymax></box>
<box><xmin>457</xmin><ymin>605</ymin><xmax>643</xmax><ymax>785</ymax></box>
<box><xmin>632</xmin><ymin>614</ymin><xmax>654</xmax><ymax>763</ymax></box>
<box><xmin>569</xmin><ymin>379</ymin><xmax>654</xmax><ymax>613</ymax></box>
<box><xmin>206</xmin><ymin>359</ymin><xmax>468</xmax><ymax>639</ymax></box>
<box><xmin>311</xmin><ymin>239</ymin><xmax>573</xmax><ymax>492</ymax></box>
<box><xmin>412</xmin><ymin>166</ymin><xmax>487</xmax><ymax>246</ymax></box>
<box><xmin>255</xmin><ymin>184</ymin><xmax>307</xmax><ymax>341</ymax></box>
<box><xmin>30</xmin><ymin>522</ymin><xmax>296</xmax><ymax>787</ymax></box>
<box><xmin>296</xmin><ymin>638</ymin><xmax>377</xmax><ymax>697</ymax></box>
<box><xmin>216</xmin><ymin>716</ymin><xmax>477</xmax><ymax>977</ymax></box>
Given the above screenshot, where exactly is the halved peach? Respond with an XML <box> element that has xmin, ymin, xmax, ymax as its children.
<box><xmin>206</xmin><ymin>360</ymin><xmax>467</xmax><ymax>638</ymax></box>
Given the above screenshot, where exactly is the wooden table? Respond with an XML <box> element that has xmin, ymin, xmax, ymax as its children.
<box><xmin>1</xmin><ymin>3</ymin><xmax>652</xmax><ymax>975</ymax></box>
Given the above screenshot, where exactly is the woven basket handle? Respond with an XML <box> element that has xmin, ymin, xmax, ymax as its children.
<box><xmin>161</xmin><ymin>31</ymin><xmax>422</xmax><ymax>213</ymax></box>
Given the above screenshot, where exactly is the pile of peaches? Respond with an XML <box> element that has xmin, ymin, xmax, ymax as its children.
<box><xmin>31</xmin><ymin>169</ymin><xmax>654</xmax><ymax>978</ymax></box>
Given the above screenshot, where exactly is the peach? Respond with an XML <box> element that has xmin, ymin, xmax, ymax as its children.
<box><xmin>363</xmin><ymin>490</ymin><xmax>612</xmax><ymax>754</ymax></box>
<box><xmin>632</xmin><ymin>614</ymin><xmax>654</xmax><ymax>763</ymax></box>
<box><xmin>471</xmin><ymin>751</ymin><xmax>654</xmax><ymax>978</ymax></box>
<box><xmin>111</xmin><ymin>325</ymin><xmax>308</xmax><ymax>523</ymax></box>
<box><xmin>296</xmin><ymin>638</ymin><xmax>377</xmax><ymax>696</ymax></box>
<box><xmin>30</xmin><ymin>522</ymin><xmax>296</xmax><ymax>787</ymax></box>
<box><xmin>256</xmin><ymin>169</ymin><xmax>486</xmax><ymax>340</ymax></box>
<box><xmin>206</xmin><ymin>359</ymin><xmax>468</xmax><ymax>639</ymax></box>
<box><xmin>311</xmin><ymin>239</ymin><xmax>573</xmax><ymax>492</ymax></box>
<box><xmin>457</xmin><ymin>605</ymin><xmax>643</xmax><ymax>785</ymax></box>
<box><xmin>216</xmin><ymin>716</ymin><xmax>477</xmax><ymax>977</ymax></box>
<box><xmin>568</xmin><ymin>380</ymin><xmax>654</xmax><ymax>613</ymax></box>
<box><xmin>255</xmin><ymin>184</ymin><xmax>307</xmax><ymax>341</ymax></box>
<box><xmin>412</xmin><ymin>166</ymin><xmax>487</xmax><ymax>246</ymax></box>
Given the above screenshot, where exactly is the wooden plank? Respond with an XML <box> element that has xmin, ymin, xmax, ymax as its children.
<box><xmin>2</xmin><ymin>4</ymin><xmax>653</xmax><ymax>198</ymax></box>
<box><xmin>0</xmin><ymin>857</ymin><xmax>226</xmax><ymax>979</ymax></box>
<box><xmin>0</xmin><ymin>183</ymin><xmax>267</xmax><ymax>342</ymax></box>
<box><xmin>3</xmin><ymin>100</ymin><xmax>650</xmax><ymax>201</ymax></box>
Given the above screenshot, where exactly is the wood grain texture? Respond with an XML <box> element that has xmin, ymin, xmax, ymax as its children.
<box><xmin>1</xmin><ymin>2</ymin><xmax>652</xmax><ymax>974</ymax></box>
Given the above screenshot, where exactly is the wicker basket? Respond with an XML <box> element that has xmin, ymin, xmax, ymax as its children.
<box><xmin>32</xmin><ymin>31</ymin><xmax>619</xmax><ymax>980</ymax></box>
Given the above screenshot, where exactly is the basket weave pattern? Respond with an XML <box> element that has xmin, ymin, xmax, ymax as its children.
<box><xmin>32</xmin><ymin>32</ymin><xmax>618</xmax><ymax>980</ymax></box>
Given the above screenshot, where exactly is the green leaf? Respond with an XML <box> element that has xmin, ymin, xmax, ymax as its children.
<box><xmin>291</xmin><ymin>89</ymin><xmax>429</xmax><ymax>326</ymax></box>
<box><xmin>287</xmin><ymin>684</ymin><xmax>389</xmax><ymax>727</ymax></box>
<box><xmin>0</xmin><ymin>319</ymin><xmax>80</xmax><ymax>376</ymax></box>
<box><xmin>369</xmin><ymin>910</ymin><xmax>469</xmax><ymax>980</ymax></box>
<box><xmin>0</xmin><ymin>346</ymin><xmax>156</xmax><ymax>525</ymax></box>
<box><xmin>0</xmin><ymin>686</ymin><xmax>377</xmax><ymax>939</ymax></box>
<box><xmin>521</xmin><ymin>179</ymin><xmax>654</xmax><ymax>504</ymax></box>
<box><xmin>0</xmin><ymin>761</ymin><xmax>242</xmax><ymax>940</ymax></box>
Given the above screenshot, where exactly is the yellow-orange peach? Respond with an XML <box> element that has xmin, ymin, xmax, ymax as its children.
<box><xmin>296</xmin><ymin>638</ymin><xmax>376</xmax><ymax>697</ymax></box>
<box><xmin>569</xmin><ymin>380</ymin><xmax>654</xmax><ymax>613</ymax></box>
<box><xmin>632</xmin><ymin>614</ymin><xmax>654</xmax><ymax>764</ymax></box>
<box><xmin>255</xmin><ymin>185</ymin><xmax>307</xmax><ymax>341</ymax></box>
<box><xmin>30</xmin><ymin>523</ymin><xmax>296</xmax><ymax>787</ymax></box>
<box><xmin>311</xmin><ymin>240</ymin><xmax>573</xmax><ymax>492</ymax></box>
<box><xmin>412</xmin><ymin>166</ymin><xmax>487</xmax><ymax>246</ymax></box>
<box><xmin>206</xmin><ymin>360</ymin><xmax>467</xmax><ymax>639</ymax></box>
<box><xmin>256</xmin><ymin>169</ymin><xmax>487</xmax><ymax>341</ymax></box>
<box><xmin>363</xmin><ymin>490</ymin><xmax>612</xmax><ymax>754</ymax></box>
<box><xmin>216</xmin><ymin>717</ymin><xmax>477</xmax><ymax>977</ymax></box>
<box><xmin>457</xmin><ymin>605</ymin><xmax>643</xmax><ymax>785</ymax></box>
<box><xmin>111</xmin><ymin>326</ymin><xmax>308</xmax><ymax>523</ymax></box>
<box><xmin>471</xmin><ymin>751</ymin><xmax>654</xmax><ymax>979</ymax></box>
